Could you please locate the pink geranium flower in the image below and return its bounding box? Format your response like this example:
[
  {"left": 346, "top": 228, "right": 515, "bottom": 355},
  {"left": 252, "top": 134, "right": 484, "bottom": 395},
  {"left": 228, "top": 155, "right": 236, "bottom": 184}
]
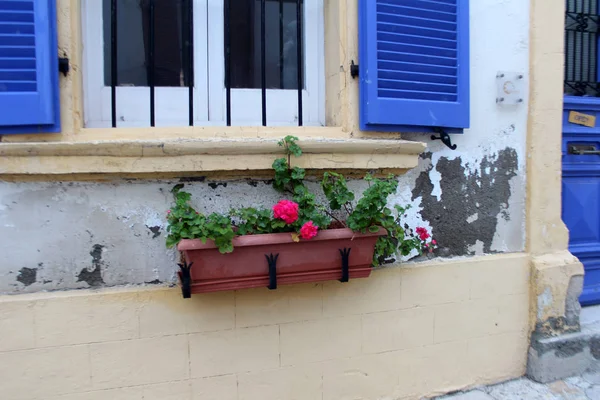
[
  {"left": 415, "top": 227, "right": 430, "bottom": 241},
  {"left": 299, "top": 221, "right": 319, "bottom": 239},
  {"left": 273, "top": 200, "right": 299, "bottom": 224}
]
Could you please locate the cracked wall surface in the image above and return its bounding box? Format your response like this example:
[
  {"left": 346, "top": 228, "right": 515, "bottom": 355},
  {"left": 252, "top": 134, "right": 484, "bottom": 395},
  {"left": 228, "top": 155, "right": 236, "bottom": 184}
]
[{"left": 0, "top": 0, "right": 529, "bottom": 293}]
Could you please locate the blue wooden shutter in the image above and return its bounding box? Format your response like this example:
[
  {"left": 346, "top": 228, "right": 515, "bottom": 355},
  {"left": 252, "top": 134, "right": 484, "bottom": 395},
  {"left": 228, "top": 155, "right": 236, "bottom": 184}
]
[
  {"left": 358, "top": 0, "right": 470, "bottom": 132},
  {"left": 0, "top": 0, "right": 60, "bottom": 133}
]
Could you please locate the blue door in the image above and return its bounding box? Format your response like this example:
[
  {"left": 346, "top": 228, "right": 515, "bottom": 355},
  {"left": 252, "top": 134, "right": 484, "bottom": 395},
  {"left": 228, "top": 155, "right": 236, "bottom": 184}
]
[
  {"left": 563, "top": 99, "right": 600, "bottom": 306},
  {"left": 562, "top": 0, "right": 600, "bottom": 305}
]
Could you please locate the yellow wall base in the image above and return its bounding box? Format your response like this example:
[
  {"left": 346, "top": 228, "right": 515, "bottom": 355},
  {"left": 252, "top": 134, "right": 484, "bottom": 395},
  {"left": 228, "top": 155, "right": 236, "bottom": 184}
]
[{"left": 0, "top": 253, "right": 530, "bottom": 400}]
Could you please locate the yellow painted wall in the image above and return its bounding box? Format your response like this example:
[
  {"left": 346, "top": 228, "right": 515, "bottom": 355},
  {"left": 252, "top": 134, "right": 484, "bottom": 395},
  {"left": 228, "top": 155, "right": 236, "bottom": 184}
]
[
  {"left": 0, "top": 0, "right": 580, "bottom": 398},
  {"left": 0, "top": 254, "right": 529, "bottom": 400}
]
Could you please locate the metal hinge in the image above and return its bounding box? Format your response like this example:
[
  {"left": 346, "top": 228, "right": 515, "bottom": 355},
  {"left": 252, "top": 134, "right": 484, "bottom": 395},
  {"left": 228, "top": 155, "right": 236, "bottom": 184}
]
[
  {"left": 58, "top": 57, "right": 69, "bottom": 77},
  {"left": 350, "top": 60, "right": 359, "bottom": 79}
]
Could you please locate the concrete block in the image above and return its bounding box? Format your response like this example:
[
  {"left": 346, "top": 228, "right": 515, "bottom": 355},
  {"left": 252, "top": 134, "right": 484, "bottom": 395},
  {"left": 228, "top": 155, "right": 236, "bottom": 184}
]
[
  {"left": 192, "top": 375, "right": 237, "bottom": 400},
  {"left": 90, "top": 335, "right": 189, "bottom": 389},
  {"left": 0, "top": 299, "right": 35, "bottom": 351},
  {"left": 142, "top": 381, "right": 192, "bottom": 400},
  {"left": 235, "top": 283, "right": 323, "bottom": 328},
  {"left": 238, "top": 365, "right": 322, "bottom": 400},
  {"left": 469, "top": 332, "right": 528, "bottom": 383},
  {"left": 434, "top": 294, "right": 529, "bottom": 343},
  {"left": 362, "top": 307, "right": 434, "bottom": 354},
  {"left": 468, "top": 254, "right": 529, "bottom": 299},
  {"left": 0, "top": 345, "right": 91, "bottom": 400},
  {"left": 189, "top": 326, "right": 279, "bottom": 377},
  {"left": 280, "top": 315, "right": 361, "bottom": 365},
  {"left": 139, "top": 288, "right": 234, "bottom": 337},
  {"left": 49, "top": 387, "right": 143, "bottom": 400},
  {"left": 35, "top": 291, "right": 139, "bottom": 347},
  {"left": 322, "top": 269, "right": 401, "bottom": 317},
  {"left": 527, "top": 329, "right": 600, "bottom": 383},
  {"left": 400, "top": 264, "right": 471, "bottom": 308}
]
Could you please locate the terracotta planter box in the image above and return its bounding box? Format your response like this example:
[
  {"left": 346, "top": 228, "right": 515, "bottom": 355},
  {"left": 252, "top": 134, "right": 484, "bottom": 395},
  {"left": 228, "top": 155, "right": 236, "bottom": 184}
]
[{"left": 177, "top": 227, "right": 387, "bottom": 295}]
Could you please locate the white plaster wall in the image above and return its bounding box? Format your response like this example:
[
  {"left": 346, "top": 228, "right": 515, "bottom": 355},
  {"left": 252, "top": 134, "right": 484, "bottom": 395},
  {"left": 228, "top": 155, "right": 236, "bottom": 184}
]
[{"left": 0, "top": 0, "right": 529, "bottom": 293}]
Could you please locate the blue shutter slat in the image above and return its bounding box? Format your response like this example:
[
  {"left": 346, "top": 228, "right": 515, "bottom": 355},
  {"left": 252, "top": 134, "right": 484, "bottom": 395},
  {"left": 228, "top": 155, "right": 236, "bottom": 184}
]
[
  {"left": 377, "top": 23, "right": 457, "bottom": 41},
  {"left": 382, "top": 0, "right": 457, "bottom": 13},
  {"left": 0, "top": 57, "right": 35, "bottom": 69},
  {"left": 378, "top": 32, "right": 456, "bottom": 49},
  {"left": 0, "top": 11, "right": 35, "bottom": 23},
  {"left": 379, "top": 41, "right": 457, "bottom": 58},
  {"left": 379, "top": 60, "right": 457, "bottom": 76},
  {"left": 0, "top": 1, "right": 34, "bottom": 12},
  {"left": 0, "top": 45, "right": 35, "bottom": 57},
  {"left": 378, "top": 5, "right": 456, "bottom": 22},
  {"left": 0, "top": 0, "right": 60, "bottom": 133},
  {"left": 379, "top": 70, "right": 457, "bottom": 85},
  {"left": 379, "top": 79, "right": 457, "bottom": 94},
  {"left": 359, "top": 0, "right": 470, "bottom": 132},
  {"left": 0, "top": 34, "right": 35, "bottom": 46},
  {"left": 0, "top": 68, "right": 35, "bottom": 80},
  {"left": 0, "top": 80, "right": 36, "bottom": 91},
  {"left": 0, "top": 23, "right": 35, "bottom": 34},
  {"left": 379, "top": 51, "right": 457, "bottom": 67}
]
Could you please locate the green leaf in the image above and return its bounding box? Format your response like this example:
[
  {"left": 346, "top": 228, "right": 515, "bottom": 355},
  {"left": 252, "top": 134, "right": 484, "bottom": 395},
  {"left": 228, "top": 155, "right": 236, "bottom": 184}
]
[{"left": 369, "top": 225, "right": 380, "bottom": 233}]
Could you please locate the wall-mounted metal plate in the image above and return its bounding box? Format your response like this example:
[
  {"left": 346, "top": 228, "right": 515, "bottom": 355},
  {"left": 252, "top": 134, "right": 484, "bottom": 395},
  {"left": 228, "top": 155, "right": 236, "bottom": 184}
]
[{"left": 496, "top": 71, "right": 525, "bottom": 106}]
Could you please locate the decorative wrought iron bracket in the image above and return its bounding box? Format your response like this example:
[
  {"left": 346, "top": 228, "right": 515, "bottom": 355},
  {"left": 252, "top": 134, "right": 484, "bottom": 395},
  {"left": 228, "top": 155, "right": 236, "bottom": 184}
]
[
  {"left": 339, "top": 248, "right": 351, "bottom": 282},
  {"left": 265, "top": 253, "right": 279, "bottom": 290},
  {"left": 431, "top": 128, "right": 457, "bottom": 150},
  {"left": 178, "top": 261, "right": 193, "bottom": 299},
  {"left": 350, "top": 61, "right": 359, "bottom": 79}
]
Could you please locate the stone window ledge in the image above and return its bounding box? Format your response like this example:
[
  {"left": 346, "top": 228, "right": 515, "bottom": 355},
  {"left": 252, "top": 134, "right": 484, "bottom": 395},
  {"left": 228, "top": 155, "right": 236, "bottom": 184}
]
[{"left": 0, "top": 136, "right": 426, "bottom": 177}]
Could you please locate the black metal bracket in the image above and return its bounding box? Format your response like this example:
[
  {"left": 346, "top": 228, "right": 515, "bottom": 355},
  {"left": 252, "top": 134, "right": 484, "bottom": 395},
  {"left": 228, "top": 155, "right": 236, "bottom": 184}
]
[
  {"left": 350, "top": 61, "right": 359, "bottom": 79},
  {"left": 58, "top": 57, "right": 69, "bottom": 77},
  {"left": 431, "top": 128, "right": 457, "bottom": 150},
  {"left": 266, "top": 253, "right": 279, "bottom": 290},
  {"left": 339, "top": 248, "right": 351, "bottom": 283},
  {"left": 178, "top": 261, "right": 193, "bottom": 299}
]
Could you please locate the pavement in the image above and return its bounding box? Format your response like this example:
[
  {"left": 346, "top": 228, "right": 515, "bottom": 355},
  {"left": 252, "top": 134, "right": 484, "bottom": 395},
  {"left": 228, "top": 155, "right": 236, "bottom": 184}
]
[{"left": 434, "top": 368, "right": 600, "bottom": 399}]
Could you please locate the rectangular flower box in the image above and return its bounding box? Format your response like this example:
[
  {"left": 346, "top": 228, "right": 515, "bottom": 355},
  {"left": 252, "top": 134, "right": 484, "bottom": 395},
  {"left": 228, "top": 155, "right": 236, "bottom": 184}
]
[{"left": 177, "top": 227, "right": 387, "bottom": 295}]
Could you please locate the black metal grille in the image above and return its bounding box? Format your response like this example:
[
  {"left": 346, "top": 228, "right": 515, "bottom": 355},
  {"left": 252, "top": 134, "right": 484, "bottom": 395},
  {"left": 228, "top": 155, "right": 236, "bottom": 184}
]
[
  {"left": 565, "top": 0, "right": 600, "bottom": 96},
  {"left": 108, "top": 0, "right": 304, "bottom": 128}
]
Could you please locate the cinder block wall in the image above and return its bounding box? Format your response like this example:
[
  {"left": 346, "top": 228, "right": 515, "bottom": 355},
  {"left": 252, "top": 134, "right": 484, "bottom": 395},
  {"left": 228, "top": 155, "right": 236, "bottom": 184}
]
[{"left": 0, "top": 253, "right": 530, "bottom": 400}]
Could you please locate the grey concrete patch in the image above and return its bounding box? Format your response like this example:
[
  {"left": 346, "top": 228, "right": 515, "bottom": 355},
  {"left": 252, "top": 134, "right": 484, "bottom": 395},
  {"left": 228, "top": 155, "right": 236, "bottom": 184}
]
[
  {"left": 528, "top": 307, "right": 600, "bottom": 383},
  {"left": 411, "top": 148, "right": 520, "bottom": 256}
]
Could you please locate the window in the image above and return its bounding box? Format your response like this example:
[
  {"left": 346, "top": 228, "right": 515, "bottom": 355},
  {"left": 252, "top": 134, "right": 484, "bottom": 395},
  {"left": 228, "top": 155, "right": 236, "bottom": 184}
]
[
  {"left": 564, "top": 0, "right": 600, "bottom": 96},
  {"left": 82, "top": 0, "right": 324, "bottom": 128}
]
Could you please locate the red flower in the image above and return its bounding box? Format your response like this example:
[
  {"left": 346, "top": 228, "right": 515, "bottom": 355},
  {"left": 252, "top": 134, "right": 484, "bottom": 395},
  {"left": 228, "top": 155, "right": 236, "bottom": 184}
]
[
  {"left": 415, "top": 227, "right": 430, "bottom": 241},
  {"left": 273, "top": 200, "right": 299, "bottom": 224},
  {"left": 299, "top": 221, "right": 319, "bottom": 239},
  {"left": 432, "top": 240, "right": 437, "bottom": 245}
]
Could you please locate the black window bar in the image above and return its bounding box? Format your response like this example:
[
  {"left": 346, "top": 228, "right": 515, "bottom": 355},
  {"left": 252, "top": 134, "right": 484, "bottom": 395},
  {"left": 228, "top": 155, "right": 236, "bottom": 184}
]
[
  {"left": 109, "top": 0, "right": 304, "bottom": 128},
  {"left": 565, "top": 0, "right": 600, "bottom": 96}
]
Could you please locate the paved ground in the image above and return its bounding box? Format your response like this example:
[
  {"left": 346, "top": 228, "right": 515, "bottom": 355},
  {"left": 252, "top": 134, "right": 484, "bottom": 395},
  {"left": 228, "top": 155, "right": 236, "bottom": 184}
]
[{"left": 435, "top": 368, "right": 600, "bottom": 400}]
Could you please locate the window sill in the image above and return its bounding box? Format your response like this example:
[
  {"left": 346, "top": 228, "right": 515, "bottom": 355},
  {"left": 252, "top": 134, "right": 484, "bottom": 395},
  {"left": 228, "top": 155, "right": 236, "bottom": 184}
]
[{"left": 0, "top": 134, "right": 426, "bottom": 177}]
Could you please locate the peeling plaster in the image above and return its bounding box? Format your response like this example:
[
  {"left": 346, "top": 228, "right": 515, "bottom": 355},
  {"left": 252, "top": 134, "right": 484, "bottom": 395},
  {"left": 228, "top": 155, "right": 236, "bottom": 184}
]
[{"left": 411, "top": 148, "right": 521, "bottom": 256}]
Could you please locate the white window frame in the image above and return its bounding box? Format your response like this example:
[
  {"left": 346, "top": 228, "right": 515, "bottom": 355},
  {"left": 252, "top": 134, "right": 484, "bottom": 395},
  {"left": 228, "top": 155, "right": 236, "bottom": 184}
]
[{"left": 82, "top": 0, "right": 324, "bottom": 128}]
